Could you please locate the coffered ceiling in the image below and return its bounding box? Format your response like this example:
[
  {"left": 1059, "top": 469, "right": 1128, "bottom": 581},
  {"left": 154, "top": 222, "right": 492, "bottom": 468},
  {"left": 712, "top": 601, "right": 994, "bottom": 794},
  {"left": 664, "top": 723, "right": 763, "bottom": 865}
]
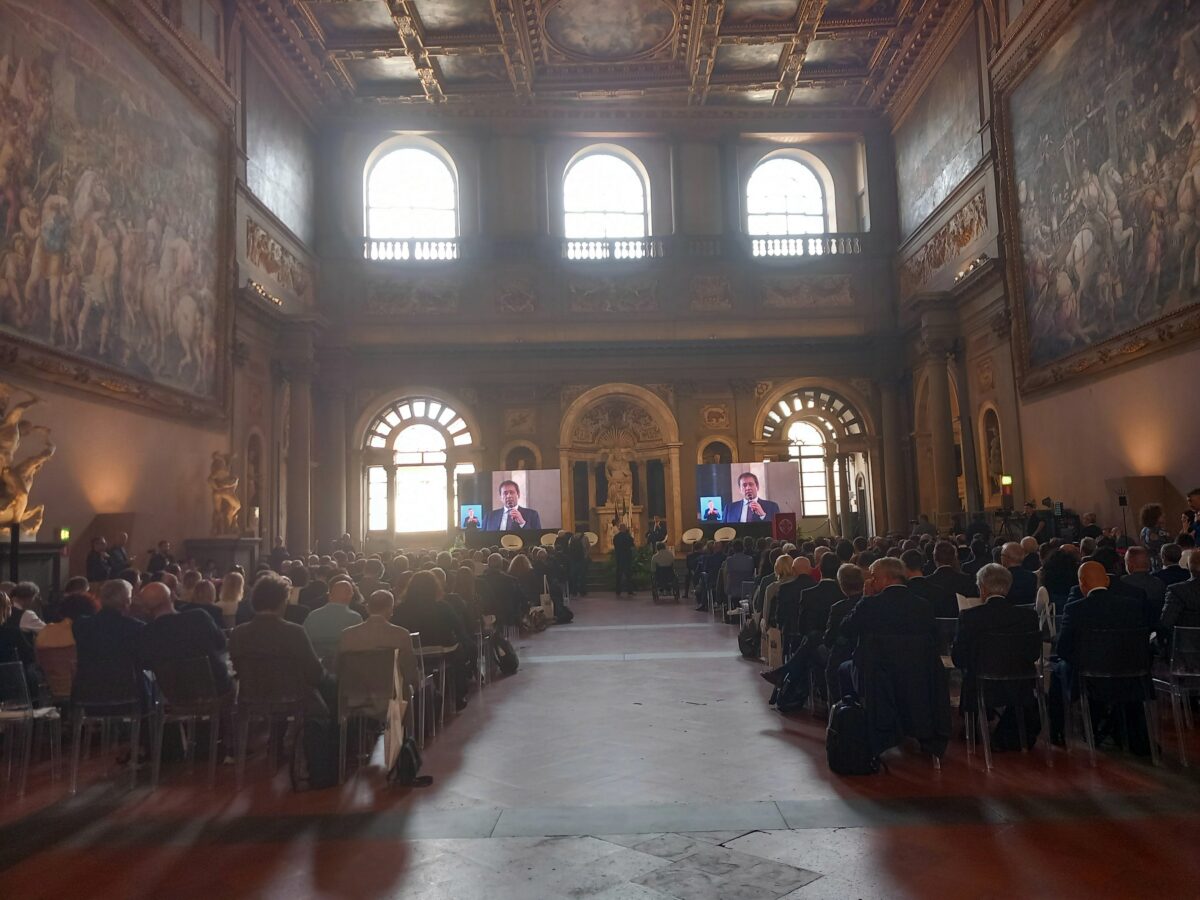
[{"left": 260, "top": 0, "right": 961, "bottom": 112}]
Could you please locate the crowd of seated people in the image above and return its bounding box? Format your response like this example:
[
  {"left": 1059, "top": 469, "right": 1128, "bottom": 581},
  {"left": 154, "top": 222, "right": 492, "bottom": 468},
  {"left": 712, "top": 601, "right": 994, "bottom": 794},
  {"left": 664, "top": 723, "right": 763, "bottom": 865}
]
[
  {"left": 712, "top": 495, "right": 1200, "bottom": 763},
  {"left": 0, "top": 534, "right": 577, "bottom": 788}
]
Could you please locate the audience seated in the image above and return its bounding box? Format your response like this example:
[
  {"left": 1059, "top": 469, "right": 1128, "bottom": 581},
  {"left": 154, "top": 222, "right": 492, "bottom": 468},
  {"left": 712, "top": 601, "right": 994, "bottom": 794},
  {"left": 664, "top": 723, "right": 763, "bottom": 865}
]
[
  {"left": 180, "top": 578, "right": 225, "bottom": 630},
  {"left": 304, "top": 579, "right": 364, "bottom": 664},
  {"left": 1049, "top": 561, "right": 1148, "bottom": 744},
  {"left": 72, "top": 580, "right": 149, "bottom": 708},
  {"left": 1156, "top": 544, "right": 1189, "bottom": 588},
  {"left": 723, "top": 541, "right": 755, "bottom": 605},
  {"left": 7, "top": 582, "right": 46, "bottom": 634},
  {"left": 338, "top": 589, "right": 419, "bottom": 699},
  {"left": 1161, "top": 549, "right": 1200, "bottom": 639},
  {"left": 138, "top": 582, "right": 232, "bottom": 696},
  {"left": 392, "top": 571, "right": 469, "bottom": 711},
  {"left": 478, "top": 553, "right": 523, "bottom": 631},
  {"left": 1001, "top": 542, "right": 1039, "bottom": 605},
  {"left": 902, "top": 549, "right": 957, "bottom": 619},
  {"left": 822, "top": 564, "right": 866, "bottom": 700},
  {"left": 951, "top": 564, "right": 1041, "bottom": 749},
  {"left": 773, "top": 556, "right": 815, "bottom": 646},
  {"left": 217, "top": 572, "right": 244, "bottom": 629},
  {"left": 229, "top": 574, "right": 328, "bottom": 716},
  {"left": 0, "top": 589, "right": 35, "bottom": 670},
  {"left": 1122, "top": 547, "right": 1166, "bottom": 623},
  {"left": 926, "top": 540, "right": 979, "bottom": 602}
]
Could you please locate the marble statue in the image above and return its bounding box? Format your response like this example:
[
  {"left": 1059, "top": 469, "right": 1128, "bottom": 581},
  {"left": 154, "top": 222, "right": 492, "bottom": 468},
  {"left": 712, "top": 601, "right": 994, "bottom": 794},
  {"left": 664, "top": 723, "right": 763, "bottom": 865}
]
[
  {"left": 604, "top": 446, "right": 633, "bottom": 509},
  {"left": 208, "top": 451, "right": 242, "bottom": 535},
  {"left": 0, "top": 383, "right": 54, "bottom": 537}
]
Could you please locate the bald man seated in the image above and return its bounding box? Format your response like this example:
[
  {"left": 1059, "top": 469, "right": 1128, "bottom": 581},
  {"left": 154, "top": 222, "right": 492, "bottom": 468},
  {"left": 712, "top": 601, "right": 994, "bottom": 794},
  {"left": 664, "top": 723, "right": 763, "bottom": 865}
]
[
  {"left": 138, "top": 581, "right": 232, "bottom": 697},
  {"left": 771, "top": 555, "right": 816, "bottom": 637},
  {"left": 1048, "top": 561, "right": 1150, "bottom": 745}
]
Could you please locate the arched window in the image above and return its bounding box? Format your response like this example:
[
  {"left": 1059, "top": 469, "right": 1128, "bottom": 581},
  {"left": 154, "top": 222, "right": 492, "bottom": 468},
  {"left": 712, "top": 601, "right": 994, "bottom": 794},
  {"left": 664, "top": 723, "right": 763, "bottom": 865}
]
[
  {"left": 746, "top": 156, "right": 828, "bottom": 238},
  {"left": 364, "top": 144, "right": 457, "bottom": 258},
  {"left": 564, "top": 151, "right": 648, "bottom": 243},
  {"left": 362, "top": 397, "right": 475, "bottom": 534},
  {"left": 787, "top": 421, "right": 832, "bottom": 517}
]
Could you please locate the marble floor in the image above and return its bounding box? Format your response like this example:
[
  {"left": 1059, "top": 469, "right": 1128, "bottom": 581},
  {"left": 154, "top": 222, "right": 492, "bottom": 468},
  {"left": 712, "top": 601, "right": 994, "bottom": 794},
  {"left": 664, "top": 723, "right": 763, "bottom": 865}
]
[{"left": 2, "top": 593, "right": 1199, "bottom": 899}]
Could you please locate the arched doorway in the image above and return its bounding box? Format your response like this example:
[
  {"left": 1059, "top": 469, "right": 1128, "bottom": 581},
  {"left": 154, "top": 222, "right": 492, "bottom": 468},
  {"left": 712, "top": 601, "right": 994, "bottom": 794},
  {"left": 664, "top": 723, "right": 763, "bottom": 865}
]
[{"left": 560, "top": 385, "right": 680, "bottom": 551}]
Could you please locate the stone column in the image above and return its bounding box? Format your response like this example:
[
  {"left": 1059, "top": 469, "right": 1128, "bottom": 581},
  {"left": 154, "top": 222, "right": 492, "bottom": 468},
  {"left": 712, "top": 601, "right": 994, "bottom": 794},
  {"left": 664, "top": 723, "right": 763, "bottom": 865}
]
[
  {"left": 924, "top": 348, "right": 960, "bottom": 524},
  {"left": 837, "top": 454, "right": 853, "bottom": 538},
  {"left": 667, "top": 444, "right": 683, "bottom": 547},
  {"left": 951, "top": 345, "right": 983, "bottom": 516},
  {"left": 879, "top": 378, "right": 907, "bottom": 533},
  {"left": 824, "top": 454, "right": 839, "bottom": 535},
  {"left": 316, "top": 375, "right": 348, "bottom": 544},
  {"left": 286, "top": 368, "right": 313, "bottom": 554}
]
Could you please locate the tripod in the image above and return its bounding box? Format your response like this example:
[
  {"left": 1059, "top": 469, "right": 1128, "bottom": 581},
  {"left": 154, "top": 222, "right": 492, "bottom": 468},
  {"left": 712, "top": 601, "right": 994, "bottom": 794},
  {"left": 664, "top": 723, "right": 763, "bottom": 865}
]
[{"left": 996, "top": 511, "right": 1021, "bottom": 541}]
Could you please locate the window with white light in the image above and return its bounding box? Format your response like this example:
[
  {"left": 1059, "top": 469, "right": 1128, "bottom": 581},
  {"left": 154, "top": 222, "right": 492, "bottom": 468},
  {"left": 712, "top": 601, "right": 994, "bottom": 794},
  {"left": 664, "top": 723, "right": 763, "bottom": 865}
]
[
  {"left": 564, "top": 152, "right": 649, "bottom": 240},
  {"left": 747, "top": 156, "right": 827, "bottom": 237},
  {"left": 365, "top": 146, "right": 457, "bottom": 239},
  {"left": 787, "top": 421, "right": 831, "bottom": 517},
  {"left": 362, "top": 396, "right": 474, "bottom": 534}
]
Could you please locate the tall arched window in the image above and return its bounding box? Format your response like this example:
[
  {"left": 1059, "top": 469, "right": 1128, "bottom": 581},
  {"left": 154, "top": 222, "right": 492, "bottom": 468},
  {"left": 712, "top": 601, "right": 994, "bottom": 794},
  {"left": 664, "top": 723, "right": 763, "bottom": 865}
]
[
  {"left": 362, "top": 397, "right": 475, "bottom": 534},
  {"left": 364, "top": 143, "right": 458, "bottom": 259},
  {"left": 788, "top": 421, "right": 832, "bottom": 517},
  {"left": 563, "top": 151, "right": 649, "bottom": 257},
  {"left": 747, "top": 156, "right": 828, "bottom": 248}
]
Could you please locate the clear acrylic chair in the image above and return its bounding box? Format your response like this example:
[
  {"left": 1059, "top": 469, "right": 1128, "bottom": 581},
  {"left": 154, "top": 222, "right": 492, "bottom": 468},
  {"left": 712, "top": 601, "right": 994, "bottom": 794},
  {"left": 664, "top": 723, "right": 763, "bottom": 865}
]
[
  {"left": 0, "top": 661, "right": 61, "bottom": 796},
  {"left": 336, "top": 648, "right": 399, "bottom": 783},
  {"left": 149, "top": 656, "right": 226, "bottom": 789},
  {"left": 1152, "top": 625, "right": 1200, "bottom": 766},
  {"left": 69, "top": 667, "right": 145, "bottom": 794},
  {"left": 965, "top": 630, "right": 1052, "bottom": 770},
  {"left": 1075, "top": 628, "right": 1159, "bottom": 767}
]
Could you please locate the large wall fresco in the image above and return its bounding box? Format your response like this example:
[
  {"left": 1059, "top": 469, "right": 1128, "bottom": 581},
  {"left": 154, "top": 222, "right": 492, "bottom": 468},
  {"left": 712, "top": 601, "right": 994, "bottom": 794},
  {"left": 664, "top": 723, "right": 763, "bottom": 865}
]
[
  {"left": 894, "top": 24, "right": 981, "bottom": 240},
  {"left": 0, "top": 0, "right": 222, "bottom": 399},
  {"left": 245, "top": 50, "right": 315, "bottom": 248},
  {"left": 1009, "top": 0, "right": 1200, "bottom": 370}
]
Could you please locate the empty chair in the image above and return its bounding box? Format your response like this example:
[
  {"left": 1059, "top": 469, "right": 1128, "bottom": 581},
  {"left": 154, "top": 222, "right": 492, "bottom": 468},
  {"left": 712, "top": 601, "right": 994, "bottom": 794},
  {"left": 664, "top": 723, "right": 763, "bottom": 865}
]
[
  {"left": 149, "top": 656, "right": 226, "bottom": 788},
  {"left": 336, "top": 648, "right": 400, "bottom": 783},
  {"left": 1074, "top": 628, "right": 1159, "bottom": 767},
  {"left": 414, "top": 637, "right": 460, "bottom": 730},
  {"left": 0, "top": 661, "right": 61, "bottom": 796},
  {"left": 69, "top": 666, "right": 146, "bottom": 794},
  {"left": 1152, "top": 625, "right": 1200, "bottom": 766},
  {"left": 966, "top": 631, "right": 1051, "bottom": 770}
]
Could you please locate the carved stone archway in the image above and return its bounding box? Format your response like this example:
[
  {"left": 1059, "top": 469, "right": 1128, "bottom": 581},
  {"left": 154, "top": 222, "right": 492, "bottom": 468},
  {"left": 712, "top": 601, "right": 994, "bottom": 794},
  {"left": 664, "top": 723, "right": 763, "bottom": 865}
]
[{"left": 559, "top": 384, "right": 681, "bottom": 552}]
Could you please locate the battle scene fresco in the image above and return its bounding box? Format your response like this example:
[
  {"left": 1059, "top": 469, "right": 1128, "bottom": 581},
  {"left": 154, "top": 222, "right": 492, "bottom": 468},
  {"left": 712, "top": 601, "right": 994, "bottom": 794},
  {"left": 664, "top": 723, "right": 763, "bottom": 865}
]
[
  {"left": 0, "top": 0, "right": 223, "bottom": 399},
  {"left": 1010, "top": 0, "right": 1200, "bottom": 369}
]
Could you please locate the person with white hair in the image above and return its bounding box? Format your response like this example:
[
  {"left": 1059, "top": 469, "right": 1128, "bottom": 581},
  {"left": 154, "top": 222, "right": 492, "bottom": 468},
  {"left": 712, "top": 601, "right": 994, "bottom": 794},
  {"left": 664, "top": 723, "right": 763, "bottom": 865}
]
[
  {"left": 1001, "top": 542, "right": 1039, "bottom": 604},
  {"left": 951, "top": 564, "right": 1041, "bottom": 749}
]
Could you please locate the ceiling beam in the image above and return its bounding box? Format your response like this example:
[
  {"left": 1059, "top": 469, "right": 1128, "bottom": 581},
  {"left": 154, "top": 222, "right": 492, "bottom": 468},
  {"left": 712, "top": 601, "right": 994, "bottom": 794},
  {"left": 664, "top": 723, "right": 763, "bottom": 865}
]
[
  {"left": 687, "top": 0, "right": 725, "bottom": 105},
  {"left": 772, "top": 0, "right": 828, "bottom": 107},
  {"left": 382, "top": 0, "right": 445, "bottom": 102},
  {"left": 490, "top": 0, "right": 534, "bottom": 99}
]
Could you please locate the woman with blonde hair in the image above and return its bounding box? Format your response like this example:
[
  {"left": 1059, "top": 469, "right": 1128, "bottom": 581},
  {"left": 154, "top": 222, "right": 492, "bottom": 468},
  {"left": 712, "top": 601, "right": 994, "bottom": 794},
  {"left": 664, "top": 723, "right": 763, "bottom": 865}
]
[
  {"left": 761, "top": 554, "right": 794, "bottom": 634},
  {"left": 507, "top": 553, "right": 539, "bottom": 618},
  {"left": 217, "top": 571, "right": 244, "bottom": 629}
]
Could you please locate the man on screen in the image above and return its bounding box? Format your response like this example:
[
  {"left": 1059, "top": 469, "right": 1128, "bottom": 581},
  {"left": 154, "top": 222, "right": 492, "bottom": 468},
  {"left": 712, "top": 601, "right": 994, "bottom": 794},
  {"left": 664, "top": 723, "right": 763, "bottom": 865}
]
[
  {"left": 703, "top": 500, "right": 721, "bottom": 522},
  {"left": 462, "top": 508, "right": 480, "bottom": 529},
  {"left": 484, "top": 480, "right": 542, "bottom": 531},
  {"left": 723, "top": 472, "right": 780, "bottom": 523}
]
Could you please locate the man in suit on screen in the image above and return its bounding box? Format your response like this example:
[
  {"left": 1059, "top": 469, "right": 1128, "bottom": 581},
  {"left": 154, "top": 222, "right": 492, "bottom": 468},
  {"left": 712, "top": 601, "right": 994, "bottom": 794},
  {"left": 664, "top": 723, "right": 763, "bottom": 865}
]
[
  {"left": 723, "top": 472, "right": 780, "bottom": 523},
  {"left": 483, "top": 479, "right": 542, "bottom": 531}
]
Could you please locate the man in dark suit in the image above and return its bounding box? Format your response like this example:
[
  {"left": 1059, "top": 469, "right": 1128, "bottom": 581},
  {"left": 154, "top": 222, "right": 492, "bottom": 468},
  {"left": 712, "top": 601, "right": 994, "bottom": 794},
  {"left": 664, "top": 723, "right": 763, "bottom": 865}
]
[
  {"left": 1063, "top": 547, "right": 1153, "bottom": 628},
  {"left": 838, "top": 556, "right": 935, "bottom": 695},
  {"left": 723, "top": 472, "right": 780, "bottom": 523},
  {"left": 73, "top": 579, "right": 149, "bottom": 708},
  {"left": 477, "top": 553, "right": 525, "bottom": 629},
  {"left": 1161, "top": 551, "right": 1200, "bottom": 638},
  {"left": 138, "top": 582, "right": 232, "bottom": 696},
  {"left": 1001, "top": 542, "right": 1039, "bottom": 605},
  {"left": 772, "top": 556, "right": 815, "bottom": 644},
  {"left": 927, "top": 540, "right": 980, "bottom": 601},
  {"left": 229, "top": 574, "right": 329, "bottom": 716},
  {"left": 1155, "top": 544, "right": 1189, "bottom": 589},
  {"left": 1122, "top": 547, "right": 1166, "bottom": 621},
  {"left": 822, "top": 564, "right": 865, "bottom": 699},
  {"left": 798, "top": 553, "right": 844, "bottom": 636},
  {"left": 1049, "top": 562, "right": 1149, "bottom": 742},
  {"left": 86, "top": 537, "right": 111, "bottom": 583},
  {"left": 613, "top": 524, "right": 636, "bottom": 595},
  {"left": 483, "top": 480, "right": 542, "bottom": 531},
  {"left": 902, "top": 548, "right": 958, "bottom": 619},
  {"left": 951, "top": 564, "right": 1039, "bottom": 735}
]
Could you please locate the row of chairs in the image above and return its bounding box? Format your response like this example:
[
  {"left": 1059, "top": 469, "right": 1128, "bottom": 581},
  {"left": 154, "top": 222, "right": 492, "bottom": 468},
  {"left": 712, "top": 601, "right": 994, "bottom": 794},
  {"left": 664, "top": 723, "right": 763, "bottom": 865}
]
[{"left": 0, "top": 627, "right": 502, "bottom": 796}]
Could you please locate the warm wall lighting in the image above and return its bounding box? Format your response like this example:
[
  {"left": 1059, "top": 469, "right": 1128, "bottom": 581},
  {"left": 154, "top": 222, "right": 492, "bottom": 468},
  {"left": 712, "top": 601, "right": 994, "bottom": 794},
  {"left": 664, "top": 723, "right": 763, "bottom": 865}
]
[{"left": 59, "top": 527, "right": 71, "bottom": 542}]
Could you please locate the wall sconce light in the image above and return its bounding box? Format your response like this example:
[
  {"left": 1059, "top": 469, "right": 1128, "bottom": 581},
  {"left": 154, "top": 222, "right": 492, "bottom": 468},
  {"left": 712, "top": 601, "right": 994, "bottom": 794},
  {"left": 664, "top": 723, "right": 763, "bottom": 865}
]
[
  {"left": 1000, "top": 474, "right": 1013, "bottom": 486},
  {"left": 58, "top": 527, "right": 71, "bottom": 542}
]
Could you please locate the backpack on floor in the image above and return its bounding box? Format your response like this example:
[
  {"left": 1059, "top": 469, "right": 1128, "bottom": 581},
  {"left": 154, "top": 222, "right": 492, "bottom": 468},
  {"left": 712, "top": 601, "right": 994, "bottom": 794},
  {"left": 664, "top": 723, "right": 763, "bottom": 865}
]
[
  {"left": 291, "top": 718, "right": 339, "bottom": 791},
  {"left": 826, "top": 694, "right": 879, "bottom": 776},
  {"left": 738, "top": 618, "right": 761, "bottom": 658},
  {"left": 388, "top": 736, "right": 432, "bottom": 787},
  {"left": 555, "top": 604, "right": 575, "bottom": 624},
  {"left": 493, "top": 634, "right": 520, "bottom": 675},
  {"left": 771, "top": 671, "right": 809, "bottom": 714}
]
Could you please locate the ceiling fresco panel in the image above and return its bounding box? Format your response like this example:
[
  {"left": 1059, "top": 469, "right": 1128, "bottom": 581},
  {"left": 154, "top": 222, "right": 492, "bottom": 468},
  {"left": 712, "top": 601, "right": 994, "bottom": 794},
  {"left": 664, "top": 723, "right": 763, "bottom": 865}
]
[
  {"left": 410, "top": 0, "right": 498, "bottom": 33},
  {"left": 542, "top": 0, "right": 677, "bottom": 61},
  {"left": 714, "top": 42, "right": 786, "bottom": 73},
  {"left": 306, "top": 1, "right": 397, "bottom": 37},
  {"left": 723, "top": 0, "right": 801, "bottom": 26},
  {"left": 804, "top": 36, "right": 877, "bottom": 69}
]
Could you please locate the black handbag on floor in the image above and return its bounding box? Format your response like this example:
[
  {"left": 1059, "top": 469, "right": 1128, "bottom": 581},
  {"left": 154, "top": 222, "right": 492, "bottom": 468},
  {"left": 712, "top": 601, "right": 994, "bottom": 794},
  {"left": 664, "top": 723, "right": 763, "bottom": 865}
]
[{"left": 826, "top": 694, "right": 879, "bottom": 776}]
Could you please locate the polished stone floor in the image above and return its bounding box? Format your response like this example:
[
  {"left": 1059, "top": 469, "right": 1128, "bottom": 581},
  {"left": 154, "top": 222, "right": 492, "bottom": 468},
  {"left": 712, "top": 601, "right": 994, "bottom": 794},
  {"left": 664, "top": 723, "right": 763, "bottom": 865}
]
[{"left": 2, "top": 593, "right": 1199, "bottom": 899}]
